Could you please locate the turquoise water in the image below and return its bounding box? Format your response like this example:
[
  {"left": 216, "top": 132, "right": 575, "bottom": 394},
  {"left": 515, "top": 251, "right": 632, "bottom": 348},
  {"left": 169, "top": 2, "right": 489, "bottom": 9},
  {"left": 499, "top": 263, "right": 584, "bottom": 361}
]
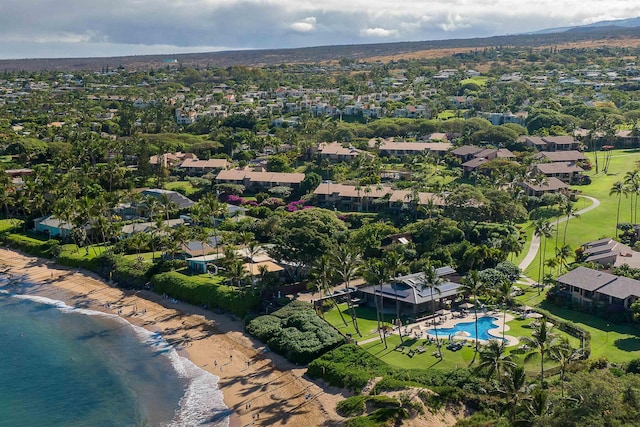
[
  {"left": 427, "top": 316, "right": 503, "bottom": 341},
  {"left": 0, "top": 286, "right": 228, "bottom": 427}
]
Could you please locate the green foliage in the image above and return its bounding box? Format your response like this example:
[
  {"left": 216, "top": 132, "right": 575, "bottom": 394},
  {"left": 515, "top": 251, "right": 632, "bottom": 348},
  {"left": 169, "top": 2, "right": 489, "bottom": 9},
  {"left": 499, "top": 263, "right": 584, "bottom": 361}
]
[
  {"left": 2, "top": 233, "right": 58, "bottom": 258},
  {"left": 151, "top": 271, "right": 259, "bottom": 316},
  {"left": 246, "top": 301, "right": 343, "bottom": 364},
  {"left": 55, "top": 245, "right": 103, "bottom": 271}
]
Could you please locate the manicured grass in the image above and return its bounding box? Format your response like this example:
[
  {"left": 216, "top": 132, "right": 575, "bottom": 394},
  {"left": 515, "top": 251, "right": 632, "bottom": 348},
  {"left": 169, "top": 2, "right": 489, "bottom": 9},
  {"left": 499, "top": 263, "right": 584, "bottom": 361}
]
[
  {"left": 323, "top": 304, "right": 390, "bottom": 343},
  {"left": 460, "top": 76, "right": 489, "bottom": 87},
  {"left": 0, "top": 219, "right": 22, "bottom": 232},
  {"left": 164, "top": 181, "right": 197, "bottom": 196},
  {"left": 540, "top": 301, "right": 640, "bottom": 363},
  {"left": 123, "top": 251, "right": 157, "bottom": 263}
]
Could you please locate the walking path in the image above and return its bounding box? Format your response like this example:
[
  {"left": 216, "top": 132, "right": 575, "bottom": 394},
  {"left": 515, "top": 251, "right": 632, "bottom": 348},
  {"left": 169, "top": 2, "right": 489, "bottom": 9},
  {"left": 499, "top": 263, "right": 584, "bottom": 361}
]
[{"left": 518, "top": 194, "right": 601, "bottom": 277}]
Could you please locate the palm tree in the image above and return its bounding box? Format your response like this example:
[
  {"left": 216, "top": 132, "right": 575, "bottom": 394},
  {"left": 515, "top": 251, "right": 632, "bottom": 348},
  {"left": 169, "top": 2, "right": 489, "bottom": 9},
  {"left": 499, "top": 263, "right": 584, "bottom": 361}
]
[
  {"left": 477, "top": 339, "right": 515, "bottom": 380},
  {"left": 533, "top": 219, "right": 554, "bottom": 295},
  {"left": 549, "top": 337, "right": 583, "bottom": 398},
  {"left": 311, "top": 255, "right": 347, "bottom": 326},
  {"left": 382, "top": 249, "right": 406, "bottom": 342},
  {"left": 519, "top": 318, "right": 557, "bottom": 386},
  {"left": 363, "top": 258, "right": 390, "bottom": 348},
  {"left": 332, "top": 243, "right": 363, "bottom": 336},
  {"left": 555, "top": 244, "right": 573, "bottom": 274},
  {"left": 500, "top": 364, "right": 529, "bottom": 425},
  {"left": 561, "top": 201, "right": 580, "bottom": 247},
  {"left": 610, "top": 181, "right": 626, "bottom": 238},
  {"left": 624, "top": 170, "right": 639, "bottom": 223},
  {"left": 228, "top": 259, "right": 248, "bottom": 293},
  {"left": 461, "top": 270, "right": 485, "bottom": 361},
  {"left": 158, "top": 193, "right": 178, "bottom": 221},
  {"left": 497, "top": 278, "right": 513, "bottom": 339},
  {"left": 419, "top": 262, "right": 444, "bottom": 358}
]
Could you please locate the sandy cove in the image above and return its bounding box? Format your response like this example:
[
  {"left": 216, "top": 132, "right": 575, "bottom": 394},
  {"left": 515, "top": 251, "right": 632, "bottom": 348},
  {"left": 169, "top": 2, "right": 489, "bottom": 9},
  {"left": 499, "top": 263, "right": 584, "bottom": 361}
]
[{"left": 0, "top": 248, "right": 347, "bottom": 427}]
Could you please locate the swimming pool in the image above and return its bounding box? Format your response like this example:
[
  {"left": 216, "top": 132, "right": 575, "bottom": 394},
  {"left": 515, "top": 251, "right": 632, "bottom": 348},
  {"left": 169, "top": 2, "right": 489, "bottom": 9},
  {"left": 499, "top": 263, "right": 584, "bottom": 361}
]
[{"left": 426, "top": 316, "right": 503, "bottom": 341}]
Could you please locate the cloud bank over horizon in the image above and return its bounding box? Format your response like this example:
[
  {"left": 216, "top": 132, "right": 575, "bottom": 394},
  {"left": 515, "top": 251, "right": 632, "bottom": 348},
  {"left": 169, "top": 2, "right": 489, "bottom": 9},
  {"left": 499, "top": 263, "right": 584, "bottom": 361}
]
[{"left": 0, "top": 0, "right": 636, "bottom": 59}]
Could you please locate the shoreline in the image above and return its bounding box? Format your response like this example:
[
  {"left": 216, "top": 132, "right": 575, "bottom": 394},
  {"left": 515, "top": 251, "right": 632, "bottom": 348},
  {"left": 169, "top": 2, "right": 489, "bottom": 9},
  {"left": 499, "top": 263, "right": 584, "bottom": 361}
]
[{"left": 0, "top": 248, "right": 346, "bottom": 427}]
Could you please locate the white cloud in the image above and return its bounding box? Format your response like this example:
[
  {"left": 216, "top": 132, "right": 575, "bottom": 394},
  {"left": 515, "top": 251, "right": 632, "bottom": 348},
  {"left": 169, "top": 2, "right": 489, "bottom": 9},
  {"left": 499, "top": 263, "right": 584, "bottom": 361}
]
[
  {"left": 361, "top": 27, "right": 399, "bottom": 37},
  {"left": 291, "top": 16, "right": 317, "bottom": 32},
  {"left": 0, "top": 0, "right": 636, "bottom": 58}
]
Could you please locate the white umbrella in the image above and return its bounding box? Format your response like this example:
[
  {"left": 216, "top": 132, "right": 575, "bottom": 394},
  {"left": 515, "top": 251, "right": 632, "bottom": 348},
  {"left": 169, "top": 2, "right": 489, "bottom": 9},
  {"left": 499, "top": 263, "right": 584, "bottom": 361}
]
[
  {"left": 454, "top": 330, "right": 470, "bottom": 337},
  {"left": 459, "top": 302, "right": 474, "bottom": 310},
  {"left": 436, "top": 309, "right": 450, "bottom": 315},
  {"left": 528, "top": 312, "right": 543, "bottom": 319}
]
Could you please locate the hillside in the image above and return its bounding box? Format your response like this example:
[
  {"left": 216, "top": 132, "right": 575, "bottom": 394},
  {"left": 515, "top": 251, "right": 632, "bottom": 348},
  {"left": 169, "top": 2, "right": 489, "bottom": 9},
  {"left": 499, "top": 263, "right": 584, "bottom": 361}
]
[{"left": 1, "top": 26, "right": 640, "bottom": 72}]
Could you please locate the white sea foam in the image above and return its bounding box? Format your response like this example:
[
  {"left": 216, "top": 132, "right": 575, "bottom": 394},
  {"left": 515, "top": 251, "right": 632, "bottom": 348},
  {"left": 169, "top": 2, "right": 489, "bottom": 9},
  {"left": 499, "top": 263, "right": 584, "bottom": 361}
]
[{"left": 9, "top": 292, "right": 230, "bottom": 427}]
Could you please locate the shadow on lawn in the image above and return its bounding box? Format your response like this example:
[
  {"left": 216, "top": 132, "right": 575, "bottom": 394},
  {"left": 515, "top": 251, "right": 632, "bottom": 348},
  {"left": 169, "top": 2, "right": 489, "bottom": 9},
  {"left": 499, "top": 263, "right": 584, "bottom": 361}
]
[{"left": 614, "top": 337, "right": 640, "bottom": 352}]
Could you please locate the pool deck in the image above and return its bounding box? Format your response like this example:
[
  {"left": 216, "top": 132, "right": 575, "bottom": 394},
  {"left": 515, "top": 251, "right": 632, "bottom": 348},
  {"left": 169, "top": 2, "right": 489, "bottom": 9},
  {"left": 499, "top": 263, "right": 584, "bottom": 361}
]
[{"left": 397, "top": 310, "right": 520, "bottom": 347}]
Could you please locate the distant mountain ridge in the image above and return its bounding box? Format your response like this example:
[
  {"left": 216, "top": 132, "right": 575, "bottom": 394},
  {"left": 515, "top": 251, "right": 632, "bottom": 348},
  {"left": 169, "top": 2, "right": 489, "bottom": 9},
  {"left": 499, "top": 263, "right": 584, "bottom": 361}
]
[
  {"left": 527, "top": 16, "right": 640, "bottom": 35},
  {"left": 0, "top": 25, "right": 639, "bottom": 72}
]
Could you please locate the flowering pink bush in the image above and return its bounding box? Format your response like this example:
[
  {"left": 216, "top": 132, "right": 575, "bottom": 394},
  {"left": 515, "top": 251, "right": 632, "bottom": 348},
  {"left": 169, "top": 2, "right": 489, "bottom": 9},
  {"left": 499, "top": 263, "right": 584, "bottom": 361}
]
[
  {"left": 226, "top": 194, "right": 247, "bottom": 206},
  {"left": 285, "top": 200, "right": 306, "bottom": 212}
]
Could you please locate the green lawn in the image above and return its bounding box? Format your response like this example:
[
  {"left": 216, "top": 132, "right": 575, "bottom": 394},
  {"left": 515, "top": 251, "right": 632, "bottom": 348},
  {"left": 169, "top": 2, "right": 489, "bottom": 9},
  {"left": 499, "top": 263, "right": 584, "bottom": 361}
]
[
  {"left": 540, "top": 301, "right": 640, "bottom": 363},
  {"left": 164, "top": 181, "right": 197, "bottom": 196},
  {"left": 358, "top": 315, "right": 576, "bottom": 373},
  {"left": 323, "top": 304, "right": 391, "bottom": 343},
  {"left": 0, "top": 219, "right": 22, "bottom": 232}
]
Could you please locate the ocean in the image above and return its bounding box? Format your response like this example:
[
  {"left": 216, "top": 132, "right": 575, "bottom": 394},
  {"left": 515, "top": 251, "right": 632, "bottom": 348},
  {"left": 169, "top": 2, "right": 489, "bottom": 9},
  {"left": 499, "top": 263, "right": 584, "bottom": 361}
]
[{"left": 0, "top": 280, "right": 229, "bottom": 427}]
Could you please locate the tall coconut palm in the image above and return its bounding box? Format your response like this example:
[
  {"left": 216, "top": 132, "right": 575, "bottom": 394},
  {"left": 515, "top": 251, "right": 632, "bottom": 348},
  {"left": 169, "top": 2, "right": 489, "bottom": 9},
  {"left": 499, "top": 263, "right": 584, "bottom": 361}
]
[
  {"left": 158, "top": 193, "right": 178, "bottom": 221},
  {"left": 561, "top": 201, "right": 580, "bottom": 247},
  {"left": 311, "top": 254, "right": 346, "bottom": 324},
  {"left": 500, "top": 364, "right": 529, "bottom": 425},
  {"left": 419, "top": 262, "right": 444, "bottom": 358},
  {"left": 461, "top": 270, "right": 485, "bottom": 362},
  {"left": 497, "top": 278, "right": 513, "bottom": 339},
  {"left": 609, "top": 181, "right": 626, "bottom": 238},
  {"left": 624, "top": 170, "right": 640, "bottom": 223},
  {"left": 519, "top": 318, "right": 557, "bottom": 386},
  {"left": 382, "top": 249, "right": 406, "bottom": 342},
  {"left": 533, "top": 219, "right": 554, "bottom": 295},
  {"left": 549, "top": 337, "right": 583, "bottom": 398},
  {"left": 363, "top": 258, "right": 390, "bottom": 348},
  {"left": 477, "top": 339, "right": 515, "bottom": 380},
  {"left": 331, "top": 244, "right": 362, "bottom": 336}
]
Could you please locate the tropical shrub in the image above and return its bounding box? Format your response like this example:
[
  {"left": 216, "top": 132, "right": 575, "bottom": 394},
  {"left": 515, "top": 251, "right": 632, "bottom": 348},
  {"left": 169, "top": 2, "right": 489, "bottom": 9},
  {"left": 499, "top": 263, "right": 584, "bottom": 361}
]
[{"left": 246, "top": 301, "right": 343, "bottom": 364}]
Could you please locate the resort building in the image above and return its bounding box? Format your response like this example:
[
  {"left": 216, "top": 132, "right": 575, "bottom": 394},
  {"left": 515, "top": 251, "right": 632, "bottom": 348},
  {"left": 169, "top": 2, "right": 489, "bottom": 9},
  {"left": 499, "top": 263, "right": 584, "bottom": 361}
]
[
  {"left": 215, "top": 169, "right": 305, "bottom": 191},
  {"left": 555, "top": 266, "right": 640, "bottom": 310},
  {"left": 520, "top": 176, "right": 569, "bottom": 197},
  {"left": 141, "top": 188, "right": 195, "bottom": 210},
  {"left": 368, "top": 138, "right": 452, "bottom": 157},
  {"left": 357, "top": 267, "right": 463, "bottom": 315},
  {"left": 579, "top": 238, "right": 640, "bottom": 268},
  {"left": 316, "top": 142, "right": 370, "bottom": 162}
]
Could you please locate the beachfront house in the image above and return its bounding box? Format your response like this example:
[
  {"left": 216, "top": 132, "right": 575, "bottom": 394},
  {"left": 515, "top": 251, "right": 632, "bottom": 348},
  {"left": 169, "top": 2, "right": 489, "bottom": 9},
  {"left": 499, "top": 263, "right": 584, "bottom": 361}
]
[{"left": 357, "top": 267, "right": 463, "bottom": 315}]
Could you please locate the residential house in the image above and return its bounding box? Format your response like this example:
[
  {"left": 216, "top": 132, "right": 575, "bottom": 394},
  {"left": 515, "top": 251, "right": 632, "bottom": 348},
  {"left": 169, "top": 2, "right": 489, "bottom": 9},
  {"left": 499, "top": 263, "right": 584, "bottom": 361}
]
[
  {"left": 141, "top": 189, "right": 195, "bottom": 210},
  {"left": 556, "top": 266, "right": 640, "bottom": 310},
  {"left": 533, "top": 162, "right": 584, "bottom": 183},
  {"left": 580, "top": 238, "right": 640, "bottom": 268},
  {"left": 524, "top": 136, "right": 581, "bottom": 151},
  {"left": 535, "top": 150, "right": 587, "bottom": 164},
  {"left": 215, "top": 169, "right": 305, "bottom": 191},
  {"left": 178, "top": 158, "right": 229, "bottom": 175},
  {"left": 520, "top": 177, "right": 569, "bottom": 197},
  {"left": 34, "top": 215, "right": 77, "bottom": 238},
  {"left": 120, "top": 218, "right": 185, "bottom": 237},
  {"left": 369, "top": 138, "right": 452, "bottom": 157},
  {"left": 357, "top": 267, "right": 463, "bottom": 315},
  {"left": 316, "top": 142, "right": 370, "bottom": 162},
  {"left": 313, "top": 183, "right": 442, "bottom": 212},
  {"left": 461, "top": 148, "right": 516, "bottom": 173}
]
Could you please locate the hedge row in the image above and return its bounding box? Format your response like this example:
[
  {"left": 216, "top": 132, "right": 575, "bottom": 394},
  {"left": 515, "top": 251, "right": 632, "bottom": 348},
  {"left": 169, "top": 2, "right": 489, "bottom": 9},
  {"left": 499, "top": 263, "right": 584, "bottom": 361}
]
[
  {"left": 151, "top": 271, "right": 259, "bottom": 316},
  {"left": 2, "top": 233, "right": 59, "bottom": 258},
  {"left": 535, "top": 307, "right": 592, "bottom": 358},
  {"left": 246, "top": 301, "right": 344, "bottom": 365}
]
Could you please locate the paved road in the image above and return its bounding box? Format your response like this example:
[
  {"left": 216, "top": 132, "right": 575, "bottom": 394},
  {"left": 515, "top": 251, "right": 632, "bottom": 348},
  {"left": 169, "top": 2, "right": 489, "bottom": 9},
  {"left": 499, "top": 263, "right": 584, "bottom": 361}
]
[{"left": 518, "top": 195, "right": 601, "bottom": 277}]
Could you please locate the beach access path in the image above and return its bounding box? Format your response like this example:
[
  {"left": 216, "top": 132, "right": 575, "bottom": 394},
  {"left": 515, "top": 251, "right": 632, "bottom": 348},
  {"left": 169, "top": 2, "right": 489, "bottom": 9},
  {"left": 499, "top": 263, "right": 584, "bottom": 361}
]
[{"left": 0, "top": 248, "right": 347, "bottom": 427}]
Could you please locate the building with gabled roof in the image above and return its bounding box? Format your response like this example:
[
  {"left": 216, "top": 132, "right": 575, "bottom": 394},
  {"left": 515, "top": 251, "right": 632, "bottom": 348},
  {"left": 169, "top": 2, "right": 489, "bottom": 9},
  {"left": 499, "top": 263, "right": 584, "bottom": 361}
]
[
  {"left": 556, "top": 266, "right": 640, "bottom": 310},
  {"left": 358, "top": 267, "right": 462, "bottom": 315}
]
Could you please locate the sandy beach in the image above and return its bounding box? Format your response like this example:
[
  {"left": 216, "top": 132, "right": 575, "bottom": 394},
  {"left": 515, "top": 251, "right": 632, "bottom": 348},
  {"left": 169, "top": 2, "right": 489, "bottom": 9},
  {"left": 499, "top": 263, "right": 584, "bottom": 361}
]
[{"left": 0, "top": 248, "right": 347, "bottom": 427}]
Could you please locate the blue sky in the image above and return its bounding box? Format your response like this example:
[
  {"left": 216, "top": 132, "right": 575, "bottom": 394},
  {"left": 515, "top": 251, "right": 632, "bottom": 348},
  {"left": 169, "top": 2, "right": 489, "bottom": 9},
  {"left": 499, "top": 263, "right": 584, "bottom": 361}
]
[{"left": 0, "top": 0, "right": 636, "bottom": 59}]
